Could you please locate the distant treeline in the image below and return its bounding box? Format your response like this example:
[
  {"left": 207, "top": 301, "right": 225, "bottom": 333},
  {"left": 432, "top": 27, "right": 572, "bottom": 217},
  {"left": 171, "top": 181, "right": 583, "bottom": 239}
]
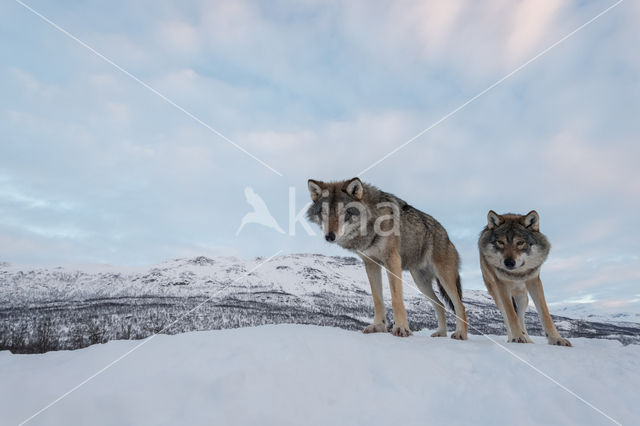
[{"left": 1, "top": 292, "right": 639, "bottom": 354}]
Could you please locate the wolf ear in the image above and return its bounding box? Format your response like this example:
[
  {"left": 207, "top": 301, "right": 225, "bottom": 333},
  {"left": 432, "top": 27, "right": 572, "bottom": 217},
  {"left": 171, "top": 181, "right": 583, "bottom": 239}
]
[
  {"left": 345, "top": 177, "right": 364, "bottom": 200},
  {"left": 487, "top": 210, "right": 503, "bottom": 229},
  {"left": 307, "top": 179, "right": 324, "bottom": 202},
  {"left": 523, "top": 210, "right": 539, "bottom": 231}
]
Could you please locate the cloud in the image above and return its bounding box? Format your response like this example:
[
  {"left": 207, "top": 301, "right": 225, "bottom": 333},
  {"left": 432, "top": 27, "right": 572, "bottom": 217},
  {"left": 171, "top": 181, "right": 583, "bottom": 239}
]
[
  {"left": 0, "top": 184, "right": 74, "bottom": 211},
  {"left": 89, "top": 73, "right": 122, "bottom": 91},
  {"left": 543, "top": 131, "right": 640, "bottom": 199},
  {"left": 6, "top": 220, "right": 91, "bottom": 240},
  {"left": 505, "top": 0, "right": 564, "bottom": 64},
  {"left": 0, "top": 0, "right": 638, "bottom": 308},
  {"left": 105, "top": 101, "right": 131, "bottom": 123},
  {"left": 201, "top": 0, "right": 265, "bottom": 47},
  {"left": 158, "top": 20, "right": 200, "bottom": 53},
  {"left": 9, "top": 67, "right": 61, "bottom": 98}
]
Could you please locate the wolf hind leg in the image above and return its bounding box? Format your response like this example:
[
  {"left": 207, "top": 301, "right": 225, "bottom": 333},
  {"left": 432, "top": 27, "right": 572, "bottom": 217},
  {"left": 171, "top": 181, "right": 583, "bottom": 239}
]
[
  {"left": 410, "top": 268, "right": 447, "bottom": 337},
  {"left": 433, "top": 256, "right": 468, "bottom": 340}
]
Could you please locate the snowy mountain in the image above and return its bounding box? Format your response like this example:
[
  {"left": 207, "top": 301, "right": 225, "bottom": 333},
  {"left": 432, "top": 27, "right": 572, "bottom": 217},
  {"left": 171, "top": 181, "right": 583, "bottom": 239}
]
[
  {"left": 4, "top": 325, "right": 640, "bottom": 426},
  {"left": 549, "top": 301, "right": 640, "bottom": 325},
  {"left": 1, "top": 254, "right": 639, "bottom": 353}
]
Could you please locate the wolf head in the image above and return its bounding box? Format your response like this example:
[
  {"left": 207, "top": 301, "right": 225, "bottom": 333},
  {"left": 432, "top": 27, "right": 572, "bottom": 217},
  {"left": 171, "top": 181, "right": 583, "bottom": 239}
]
[
  {"left": 479, "top": 210, "right": 550, "bottom": 277},
  {"left": 306, "top": 177, "right": 370, "bottom": 245}
]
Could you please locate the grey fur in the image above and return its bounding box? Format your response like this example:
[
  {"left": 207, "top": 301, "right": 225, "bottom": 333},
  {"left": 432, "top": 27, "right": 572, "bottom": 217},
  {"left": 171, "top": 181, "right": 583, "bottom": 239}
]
[
  {"left": 478, "top": 216, "right": 551, "bottom": 282},
  {"left": 307, "top": 181, "right": 458, "bottom": 268},
  {"left": 307, "top": 179, "right": 462, "bottom": 310},
  {"left": 478, "top": 211, "right": 571, "bottom": 346}
]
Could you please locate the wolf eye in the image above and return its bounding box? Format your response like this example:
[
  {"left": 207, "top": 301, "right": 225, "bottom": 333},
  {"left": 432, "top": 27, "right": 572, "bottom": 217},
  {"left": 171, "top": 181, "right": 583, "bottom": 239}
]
[
  {"left": 346, "top": 207, "right": 360, "bottom": 216},
  {"left": 516, "top": 240, "right": 525, "bottom": 248},
  {"left": 495, "top": 240, "right": 505, "bottom": 248}
]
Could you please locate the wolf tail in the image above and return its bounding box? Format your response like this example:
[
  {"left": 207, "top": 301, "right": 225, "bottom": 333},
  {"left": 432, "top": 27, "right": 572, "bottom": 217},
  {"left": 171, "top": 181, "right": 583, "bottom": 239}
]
[{"left": 436, "top": 275, "right": 462, "bottom": 311}]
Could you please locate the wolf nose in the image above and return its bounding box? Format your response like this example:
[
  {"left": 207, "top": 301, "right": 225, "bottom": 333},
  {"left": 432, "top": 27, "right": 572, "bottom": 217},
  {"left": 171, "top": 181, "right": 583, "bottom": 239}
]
[
  {"left": 325, "top": 232, "right": 336, "bottom": 242},
  {"left": 504, "top": 258, "right": 516, "bottom": 269}
]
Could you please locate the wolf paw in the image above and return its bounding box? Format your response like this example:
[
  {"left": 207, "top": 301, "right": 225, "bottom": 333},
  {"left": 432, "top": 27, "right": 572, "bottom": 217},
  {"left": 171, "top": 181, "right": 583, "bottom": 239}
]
[
  {"left": 548, "top": 336, "right": 572, "bottom": 347},
  {"left": 431, "top": 330, "right": 447, "bottom": 337},
  {"left": 363, "top": 323, "right": 387, "bottom": 334},
  {"left": 509, "top": 334, "right": 533, "bottom": 344},
  {"left": 450, "top": 330, "right": 468, "bottom": 340},
  {"left": 391, "top": 324, "right": 412, "bottom": 337}
]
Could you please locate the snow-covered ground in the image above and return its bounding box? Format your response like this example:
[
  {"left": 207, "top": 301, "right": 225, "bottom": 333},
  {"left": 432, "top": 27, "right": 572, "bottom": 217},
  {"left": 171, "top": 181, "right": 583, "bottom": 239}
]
[{"left": 3, "top": 324, "right": 638, "bottom": 426}]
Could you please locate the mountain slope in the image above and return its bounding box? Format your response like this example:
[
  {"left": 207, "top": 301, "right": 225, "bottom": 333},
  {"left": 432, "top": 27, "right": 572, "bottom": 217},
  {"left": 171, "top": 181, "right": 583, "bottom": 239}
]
[{"left": 1, "top": 254, "right": 639, "bottom": 353}]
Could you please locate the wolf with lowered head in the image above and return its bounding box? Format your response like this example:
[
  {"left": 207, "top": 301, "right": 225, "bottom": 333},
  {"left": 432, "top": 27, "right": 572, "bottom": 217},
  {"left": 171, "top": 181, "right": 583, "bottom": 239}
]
[
  {"left": 478, "top": 210, "right": 571, "bottom": 346},
  {"left": 307, "top": 177, "right": 468, "bottom": 339}
]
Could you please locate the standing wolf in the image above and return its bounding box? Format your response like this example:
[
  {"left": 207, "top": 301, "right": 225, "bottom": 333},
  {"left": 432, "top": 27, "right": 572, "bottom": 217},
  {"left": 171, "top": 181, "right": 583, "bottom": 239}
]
[
  {"left": 478, "top": 210, "right": 571, "bottom": 346},
  {"left": 307, "top": 177, "right": 468, "bottom": 339}
]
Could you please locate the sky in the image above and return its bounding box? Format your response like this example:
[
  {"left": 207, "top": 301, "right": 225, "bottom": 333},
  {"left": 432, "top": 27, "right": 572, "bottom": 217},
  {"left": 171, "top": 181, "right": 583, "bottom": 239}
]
[{"left": 1, "top": 0, "right": 639, "bottom": 310}]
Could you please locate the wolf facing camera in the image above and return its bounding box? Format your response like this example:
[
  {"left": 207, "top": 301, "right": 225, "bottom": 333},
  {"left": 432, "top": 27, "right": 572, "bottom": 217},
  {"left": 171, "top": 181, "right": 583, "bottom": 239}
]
[{"left": 478, "top": 210, "right": 571, "bottom": 346}]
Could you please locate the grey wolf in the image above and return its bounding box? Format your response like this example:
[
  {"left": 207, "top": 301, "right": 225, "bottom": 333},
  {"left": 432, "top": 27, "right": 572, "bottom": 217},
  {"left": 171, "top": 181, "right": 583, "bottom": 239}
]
[
  {"left": 478, "top": 210, "right": 571, "bottom": 346},
  {"left": 306, "top": 177, "right": 468, "bottom": 339}
]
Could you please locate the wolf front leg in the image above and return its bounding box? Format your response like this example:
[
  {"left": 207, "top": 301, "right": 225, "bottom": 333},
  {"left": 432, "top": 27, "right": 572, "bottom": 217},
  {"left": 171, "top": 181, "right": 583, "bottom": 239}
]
[
  {"left": 511, "top": 286, "right": 530, "bottom": 338},
  {"left": 526, "top": 276, "right": 571, "bottom": 347},
  {"left": 410, "top": 269, "right": 447, "bottom": 337},
  {"left": 495, "top": 281, "right": 533, "bottom": 343},
  {"left": 362, "top": 257, "right": 387, "bottom": 333},
  {"left": 385, "top": 250, "right": 411, "bottom": 337}
]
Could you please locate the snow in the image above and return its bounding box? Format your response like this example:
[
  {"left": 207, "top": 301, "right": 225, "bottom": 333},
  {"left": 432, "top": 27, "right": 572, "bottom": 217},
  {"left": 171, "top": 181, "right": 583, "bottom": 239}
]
[
  {"left": 550, "top": 300, "right": 640, "bottom": 325},
  {"left": 2, "top": 324, "right": 638, "bottom": 426},
  {"left": 0, "top": 254, "right": 370, "bottom": 304},
  {"left": 0, "top": 254, "right": 493, "bottom": 305}
]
